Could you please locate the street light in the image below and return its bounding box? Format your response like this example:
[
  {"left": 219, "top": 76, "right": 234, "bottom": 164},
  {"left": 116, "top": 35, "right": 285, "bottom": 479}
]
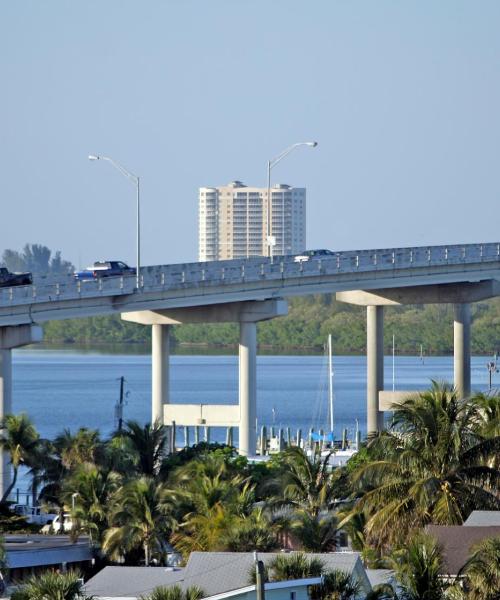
[
  {"left": 266, "top": 142, "right": 317, "bottom": 260},
  {"left": 88, "top": 154, "right": 141, "bottom": 289},
  {"left": 71, "top": 492, "right": 78, "bottom": 512}
]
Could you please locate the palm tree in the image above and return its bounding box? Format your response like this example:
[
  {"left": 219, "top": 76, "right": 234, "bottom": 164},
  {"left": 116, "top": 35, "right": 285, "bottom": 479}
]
[
  {"left": 388, "top": 533, "right": 446, "bottom": 600},
  {"left": 10, "top": 569, "right": 91, "bottom": 600},
  {"left": 0, "top": 413, "right": 40, "bottom": 503},
  {"left": 117, "top": 420, "right": 168, "bottom": 477},
  {"left": 267, "top": 447, "right": 340, "bottom": 551},
  {"left": 290, "top": 510, "right": 338, "bottom": 552},
  {"left": 458, "top": 535, "right": 500, "bottom": 600},
  {"left": 315, "top": 570, "right": 361, "bottom": 600},
  {"left": 473, "top": 392, "right": 500, "bottom": 438},
  {"left": 141, "top": 584, "right": 204, "bottom": 600},
  {"left": 62, "top": 461, "right": 121, "bottom": 544},
  {"left": 271, "top": 446, "right": 339, "bottom": 517},
  {"left": 268, "top": 552, "right": 324, "bottom": 580},
  {"left": 346, "top": 382, "right": 500, "bottom": 548},
  {"left": 172, "top": 457, "right": 277, "bottom": 556},
  {"left": 103, "top": 476, "right": 176, "bottom": 566},
  {"left": 55, "top": 427, "right": 102, "bottom": 470}
]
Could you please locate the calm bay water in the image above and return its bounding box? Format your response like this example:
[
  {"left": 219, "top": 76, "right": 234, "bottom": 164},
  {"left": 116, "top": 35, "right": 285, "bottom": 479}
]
[{"left": 12, "top": 347, "right": 496, "bottom": 444}]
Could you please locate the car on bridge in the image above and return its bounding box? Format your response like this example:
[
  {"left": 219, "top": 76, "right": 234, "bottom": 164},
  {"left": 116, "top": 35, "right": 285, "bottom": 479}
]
[
  {"left": 0, "top": 267, "right": 32, "bottom": 287},
  {"left": 293, "top": 249, "right": 336, "bottom": 263},
  {"left": 74, "top": 261, "right": 136, "bottom": 280}
]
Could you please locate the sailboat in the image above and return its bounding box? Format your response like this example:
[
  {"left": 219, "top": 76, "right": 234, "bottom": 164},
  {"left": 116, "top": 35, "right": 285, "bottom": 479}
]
[{"left": 308, "top": 334, "right": 359, "bottom": 466}]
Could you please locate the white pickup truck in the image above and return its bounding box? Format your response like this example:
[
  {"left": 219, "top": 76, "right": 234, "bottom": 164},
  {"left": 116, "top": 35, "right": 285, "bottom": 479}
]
[{"left": 12, "top": 505, "right": 57, "bottom": 526}]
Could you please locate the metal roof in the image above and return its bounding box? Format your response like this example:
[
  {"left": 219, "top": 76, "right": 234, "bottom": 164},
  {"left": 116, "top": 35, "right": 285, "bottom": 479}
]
[
  {"left": 463, "top": 511, "right": 500, "bottom": 526},
  {"left": 85, "top": 551, "right": 370, "bottom": 599}
]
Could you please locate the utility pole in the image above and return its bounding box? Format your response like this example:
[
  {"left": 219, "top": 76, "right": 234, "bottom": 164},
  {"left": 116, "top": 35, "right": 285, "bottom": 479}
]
[
  {"left": 254, "top": 552, "right": 266, "bottom": 600},
  {"left": 116, "top": 376, "right": 125, "bottom": 431},
  {"left": 487, "top": 359, "right": 498, "bottom": 391}
]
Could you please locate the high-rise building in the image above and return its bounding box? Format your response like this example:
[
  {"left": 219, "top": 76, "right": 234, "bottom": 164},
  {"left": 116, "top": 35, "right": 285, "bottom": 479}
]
[{"left": 198, "top": 181, "right": 306, "bottom": 261}]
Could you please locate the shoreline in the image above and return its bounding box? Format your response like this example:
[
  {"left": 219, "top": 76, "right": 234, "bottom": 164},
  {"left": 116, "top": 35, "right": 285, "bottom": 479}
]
[{"left": 19, "top": 340, "right": 497, "bottom": 357}]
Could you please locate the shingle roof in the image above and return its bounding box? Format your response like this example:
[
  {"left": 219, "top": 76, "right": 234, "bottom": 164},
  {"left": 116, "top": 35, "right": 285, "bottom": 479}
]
[
  {"left": 463, "top": 511, "right": 500, "bottom": 526},
  {"left": 84, "top": 566, "right": 185, "bottom": 598},
  {"left": 426, "top": 525, "right": 500, "bottom": 576},
  {"left": 85, "top": 551, "right": 369, "bottom": 599}
]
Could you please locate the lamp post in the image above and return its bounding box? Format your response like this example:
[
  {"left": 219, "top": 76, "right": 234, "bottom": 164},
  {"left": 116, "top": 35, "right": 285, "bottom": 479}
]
[
  {"left": 266, "top": 142, "right": 317, "bottom": 260},
  {"left": 88, "top": 155, "right": 141, "bottom": 289}
]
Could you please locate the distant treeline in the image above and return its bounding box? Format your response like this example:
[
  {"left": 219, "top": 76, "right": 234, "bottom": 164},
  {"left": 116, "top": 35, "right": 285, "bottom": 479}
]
[
  {"left": 1, "top": 243, "right": 74, "bottom": 275},
  {"left": 4, "top": 244, "right": 499, "bottom": 354},
  {"left": 43, "top": 294, "right": 500, "bottom": 355}
]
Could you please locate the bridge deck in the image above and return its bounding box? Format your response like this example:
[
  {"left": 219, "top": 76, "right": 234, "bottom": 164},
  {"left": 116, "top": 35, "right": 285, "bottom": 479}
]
[{"left": 0, "top": 242, "right": 499, "bottom": 326}]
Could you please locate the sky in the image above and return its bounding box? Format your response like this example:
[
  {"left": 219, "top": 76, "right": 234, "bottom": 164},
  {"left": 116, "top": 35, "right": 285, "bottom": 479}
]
[{"left": 1, "top": 1, "right": 500, "bottom": 269}]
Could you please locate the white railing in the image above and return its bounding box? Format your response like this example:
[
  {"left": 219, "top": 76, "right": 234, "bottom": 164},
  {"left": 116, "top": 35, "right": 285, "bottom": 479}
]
[{"left": 0, "top": 242, "right": 499, "bottom": 308}]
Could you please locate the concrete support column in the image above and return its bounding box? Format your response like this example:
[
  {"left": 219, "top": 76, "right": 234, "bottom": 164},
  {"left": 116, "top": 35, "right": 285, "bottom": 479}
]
[
  {"left": 152, "top": 324, "right": 170, "bottom": 424},
  {"left": 367, "top": 305, "right": 384, "bottom": 435},
  {"left": 453, "top": 303, "right": 471, "bottom": 399},
  {"left": 239, "top": 321, "right": 257, "bottom": 456},
  {"left": 0, "top": 348, "right": 12, "bottom": 497}
]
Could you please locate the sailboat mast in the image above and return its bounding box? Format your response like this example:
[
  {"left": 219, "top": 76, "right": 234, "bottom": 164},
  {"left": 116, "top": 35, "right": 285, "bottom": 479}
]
[
  {"left": 392, "top": 334, "right": 395, "bottom": 392},
  {"left": 328, "top": 333, "right": 334, "bottom": 433}
]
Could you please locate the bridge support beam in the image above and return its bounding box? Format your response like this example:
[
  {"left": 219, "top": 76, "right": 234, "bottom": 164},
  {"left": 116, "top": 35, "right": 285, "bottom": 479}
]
[
  {"left": 0, "top": 324, "right": 43, "bottom": 500},
  {"left": 122, "top": 299, "right": 288, "bottom": 456},
  {"left": 367, "top": 306, "right": 384, "bottom": 435},
  {"left": 152, "top": 324, "right": 170, "bottom": 423},
  {"left": 453, "top": 303, "right": 471, "bottom": 399},
  {"left": 239, "top": 321, "right": 257, "bottom": 457}
]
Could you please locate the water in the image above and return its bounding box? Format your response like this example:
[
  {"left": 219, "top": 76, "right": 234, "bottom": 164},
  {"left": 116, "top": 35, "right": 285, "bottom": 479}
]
[{"left": 12, "top": 347, "right": 495, "bottom": 444}]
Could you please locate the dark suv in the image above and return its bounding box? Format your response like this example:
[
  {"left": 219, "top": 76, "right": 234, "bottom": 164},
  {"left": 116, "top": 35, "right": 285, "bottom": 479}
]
[{"left": 0, "top": 267, "right": 33, "bottom": 287}]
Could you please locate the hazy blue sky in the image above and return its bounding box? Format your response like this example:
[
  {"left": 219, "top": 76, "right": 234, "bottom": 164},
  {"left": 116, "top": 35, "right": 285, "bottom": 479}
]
[{"left": 2, "top": 1, "right": 500, "bottom": 268}]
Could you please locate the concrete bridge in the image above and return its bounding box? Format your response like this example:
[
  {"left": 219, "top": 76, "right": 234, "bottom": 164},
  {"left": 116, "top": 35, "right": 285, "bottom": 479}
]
[{"left": 1, "top": 242, "right": 499, "bottom": 495}]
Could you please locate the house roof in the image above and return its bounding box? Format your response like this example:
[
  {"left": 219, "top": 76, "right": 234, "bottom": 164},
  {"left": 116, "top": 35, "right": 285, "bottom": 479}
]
[
  {"left": 365, "top": 569, "right": 395, "bottom": 588},
  {"left": 85, "top": 551, "right": 370, "bottom": 599},
  {"left": 84, "top": 566, "right": 185, "bottom": 599},
  {"left": 463, "top": 511, "right": 500, "bottom": 526},
  {"left": 426, "top": 525, "right": 500, "bottom": 576}
]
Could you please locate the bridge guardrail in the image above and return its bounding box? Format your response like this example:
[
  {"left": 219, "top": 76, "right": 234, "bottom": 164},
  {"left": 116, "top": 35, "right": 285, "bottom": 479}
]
[{"left": 0, "top": 243, "right": 499, "bottom": 308}]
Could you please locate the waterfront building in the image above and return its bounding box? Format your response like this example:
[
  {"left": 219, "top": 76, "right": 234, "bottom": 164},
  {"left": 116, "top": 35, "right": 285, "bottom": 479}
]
[
  {"left": 198, "top": 181, "right": 306, "bottom": 261},
  {"left": 3, "top": 534, "right": 92, "bottom": 585}
]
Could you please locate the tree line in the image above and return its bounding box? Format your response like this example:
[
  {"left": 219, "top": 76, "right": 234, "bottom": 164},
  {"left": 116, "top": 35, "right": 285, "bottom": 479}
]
[
  {"left": 42, "top": 295, "right": 500, "bottom": 355},
  {"left": 1, "top": 244, "right": 74, "bottom": 276}
]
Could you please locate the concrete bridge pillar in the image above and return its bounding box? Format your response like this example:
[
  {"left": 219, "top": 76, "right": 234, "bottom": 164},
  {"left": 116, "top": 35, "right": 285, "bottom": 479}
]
[
  {"left": 122, "top": 299, "right": 287, "bottom": 456},
  {"left": 152, "top": 324, "right": 170, "bottom": 423},
  {"left": 238, "top": 321, "right": 257, "bottom": 457},
  {"left": 367, "top": 305, "right": 385, "bottom": 435},
  {"left": 0, "top": 349, "right": 13, "bottom": 499},
  {"left": 0, "top": 324, "right": 43, "bottom": 500},
  {"left": 453, "top": 303, "right": 471, "bottom": 399}
]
